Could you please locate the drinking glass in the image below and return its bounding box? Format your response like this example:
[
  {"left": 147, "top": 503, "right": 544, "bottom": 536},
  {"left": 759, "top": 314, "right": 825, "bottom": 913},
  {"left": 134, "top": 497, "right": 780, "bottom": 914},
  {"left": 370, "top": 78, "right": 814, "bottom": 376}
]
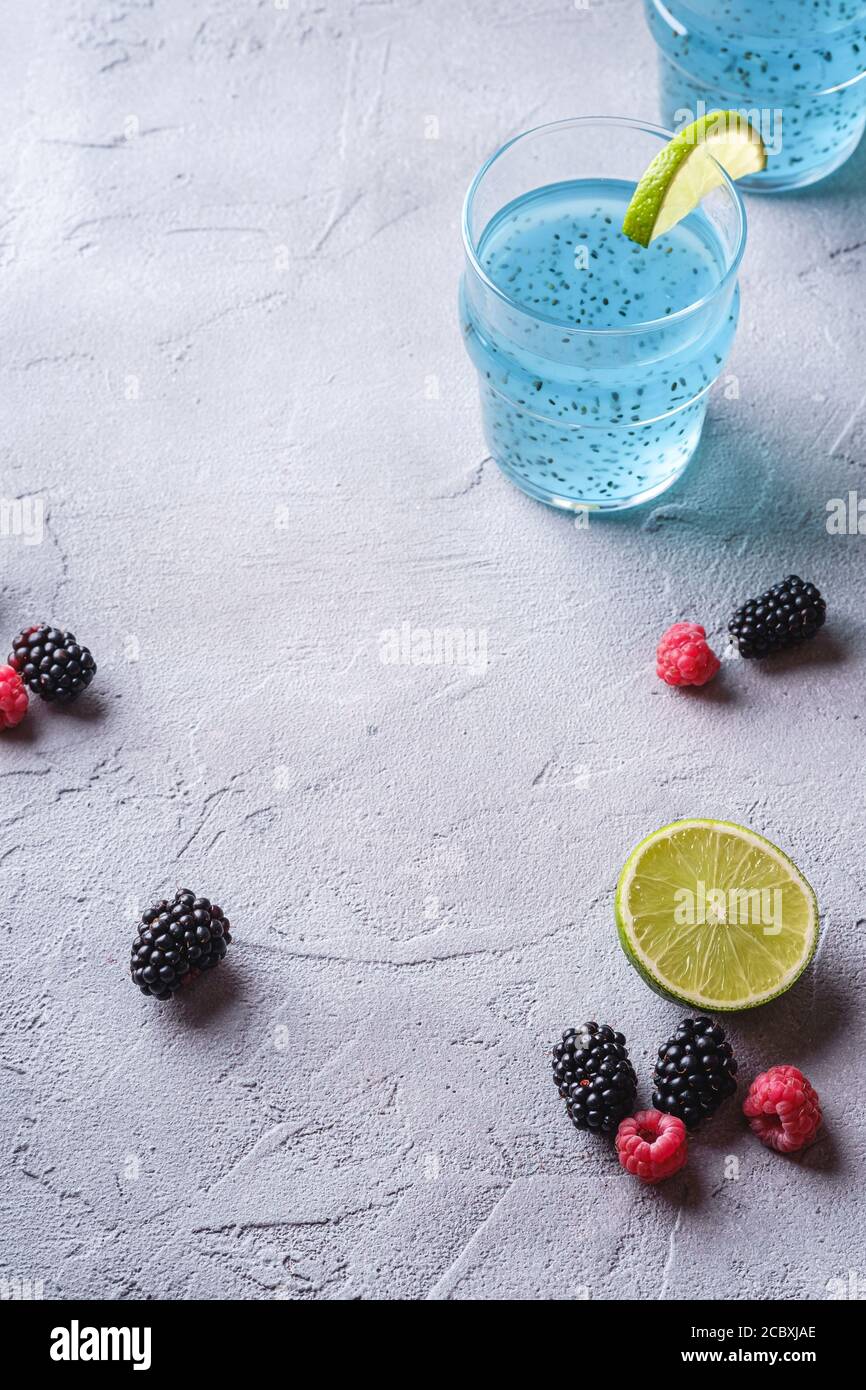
[
  {"left": 644, "top": 0, "right": 866, "bottom": 193},
  {"left": 460, "top": 117, "right": 746, "bottom": 511}
]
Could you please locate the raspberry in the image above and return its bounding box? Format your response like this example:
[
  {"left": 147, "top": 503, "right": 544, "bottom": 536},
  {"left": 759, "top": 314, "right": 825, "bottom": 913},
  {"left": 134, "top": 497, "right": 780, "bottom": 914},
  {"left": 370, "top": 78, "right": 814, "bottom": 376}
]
[
  {"left": 656, "top": 622, "right": 720, "bottom": 687},
  {"left": 0, "top": 665, "right": 29, "bottom": 730},
  {"left": 615, "top": 1109, "right": 688, "bottom": 1183},
  {"left": 742, "top": 1065, "right": 822, "bottom": 1153}
]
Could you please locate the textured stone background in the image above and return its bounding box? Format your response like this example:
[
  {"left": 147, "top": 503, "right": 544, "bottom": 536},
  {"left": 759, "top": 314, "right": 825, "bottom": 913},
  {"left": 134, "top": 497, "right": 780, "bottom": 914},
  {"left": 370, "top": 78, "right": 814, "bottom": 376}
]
[{"left": 1, "top": 0, "right": 864, "bottom": 1301}]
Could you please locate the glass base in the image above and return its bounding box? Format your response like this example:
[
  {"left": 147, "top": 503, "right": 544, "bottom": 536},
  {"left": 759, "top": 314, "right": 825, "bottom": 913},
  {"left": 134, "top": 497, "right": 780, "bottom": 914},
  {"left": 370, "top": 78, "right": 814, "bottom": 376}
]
[
  {"left": 738, "top": 119, "right": 866, "bottom": 194},
  {"left": 491, "top": 446, "right": 696, "bottom": 513}
]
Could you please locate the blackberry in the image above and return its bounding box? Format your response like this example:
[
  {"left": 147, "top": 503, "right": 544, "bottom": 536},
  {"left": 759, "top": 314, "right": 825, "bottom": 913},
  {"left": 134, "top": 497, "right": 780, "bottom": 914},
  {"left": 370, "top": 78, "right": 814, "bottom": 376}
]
[
  {"left": 652, "top": 1017, "right": 737, "bottom": 1129},
  {"left": 130, "top": 889, "right": 232, "bottom": 1000},
  {"left": 728, "top": 576, "right": 826, "bottom": 658},
  {"left": 552, "top": 1021, "right": 637, "bottom": 1133},
  {"left": 8, "top": 624, "right": 97, "bottom": 703}
]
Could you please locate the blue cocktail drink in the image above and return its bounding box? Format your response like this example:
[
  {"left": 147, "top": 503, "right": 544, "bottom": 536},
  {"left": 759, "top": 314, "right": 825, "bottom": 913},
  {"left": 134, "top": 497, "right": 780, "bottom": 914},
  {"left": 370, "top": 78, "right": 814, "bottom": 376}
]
[
  {"left": 460, "top": 118, "right": 746, "bottom": 512},
  {"left": 644, "top": 0, "right": 866, "bottom": 192}
]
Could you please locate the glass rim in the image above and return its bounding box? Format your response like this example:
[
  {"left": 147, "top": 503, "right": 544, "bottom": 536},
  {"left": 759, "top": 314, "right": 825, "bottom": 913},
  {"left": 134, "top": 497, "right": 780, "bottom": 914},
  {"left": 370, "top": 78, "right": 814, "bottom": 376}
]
[{"left": 461, "top": 114, "right": 747, "bottom": 338}]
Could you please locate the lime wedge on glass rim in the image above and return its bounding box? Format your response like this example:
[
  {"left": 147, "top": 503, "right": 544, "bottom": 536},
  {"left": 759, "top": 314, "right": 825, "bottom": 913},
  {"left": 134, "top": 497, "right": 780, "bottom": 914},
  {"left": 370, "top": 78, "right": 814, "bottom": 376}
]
[
  {"left": 615, "top": 820, "right": 818, "bottom": 1011},
  {"left": 622, "top": 110, "right": 767, "bottom": 247}
]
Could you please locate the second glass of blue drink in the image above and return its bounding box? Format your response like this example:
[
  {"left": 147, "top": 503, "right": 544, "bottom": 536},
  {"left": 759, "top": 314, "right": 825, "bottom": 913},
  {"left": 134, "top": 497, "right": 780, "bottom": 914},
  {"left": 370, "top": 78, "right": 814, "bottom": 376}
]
[
  {"left": 644, "top": 0, "right": 866, "bottom": 193},
  {"left": 460, "top": 117, "right": 746, "bottom": 511}
]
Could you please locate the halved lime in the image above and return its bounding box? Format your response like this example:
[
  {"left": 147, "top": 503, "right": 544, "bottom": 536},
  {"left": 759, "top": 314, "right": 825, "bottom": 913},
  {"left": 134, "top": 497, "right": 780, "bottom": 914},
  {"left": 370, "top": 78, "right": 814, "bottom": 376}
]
[
  {"left": 622, "top": 111, "right": 767, "bottom": 247},
  {"left": 615, "top": 819, "right": 818, "bottom": 1011}
]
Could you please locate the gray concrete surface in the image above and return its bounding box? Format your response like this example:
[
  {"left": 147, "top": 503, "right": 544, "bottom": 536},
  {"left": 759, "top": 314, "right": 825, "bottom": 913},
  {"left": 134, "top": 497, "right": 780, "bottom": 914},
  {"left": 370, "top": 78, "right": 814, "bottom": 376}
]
[{"left": 1, "top": 0, "right": 864, "bottom": 1302}]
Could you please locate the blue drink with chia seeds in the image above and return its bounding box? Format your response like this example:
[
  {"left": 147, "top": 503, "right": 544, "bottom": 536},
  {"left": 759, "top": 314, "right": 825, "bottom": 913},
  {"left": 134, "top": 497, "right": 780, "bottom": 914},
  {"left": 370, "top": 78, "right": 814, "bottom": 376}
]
[
  {"left": 645, "top": 0, "right": 866, "bottom": 192},
  {"left": 460, "top": 118, "right": 746, "bottom": 512}
]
